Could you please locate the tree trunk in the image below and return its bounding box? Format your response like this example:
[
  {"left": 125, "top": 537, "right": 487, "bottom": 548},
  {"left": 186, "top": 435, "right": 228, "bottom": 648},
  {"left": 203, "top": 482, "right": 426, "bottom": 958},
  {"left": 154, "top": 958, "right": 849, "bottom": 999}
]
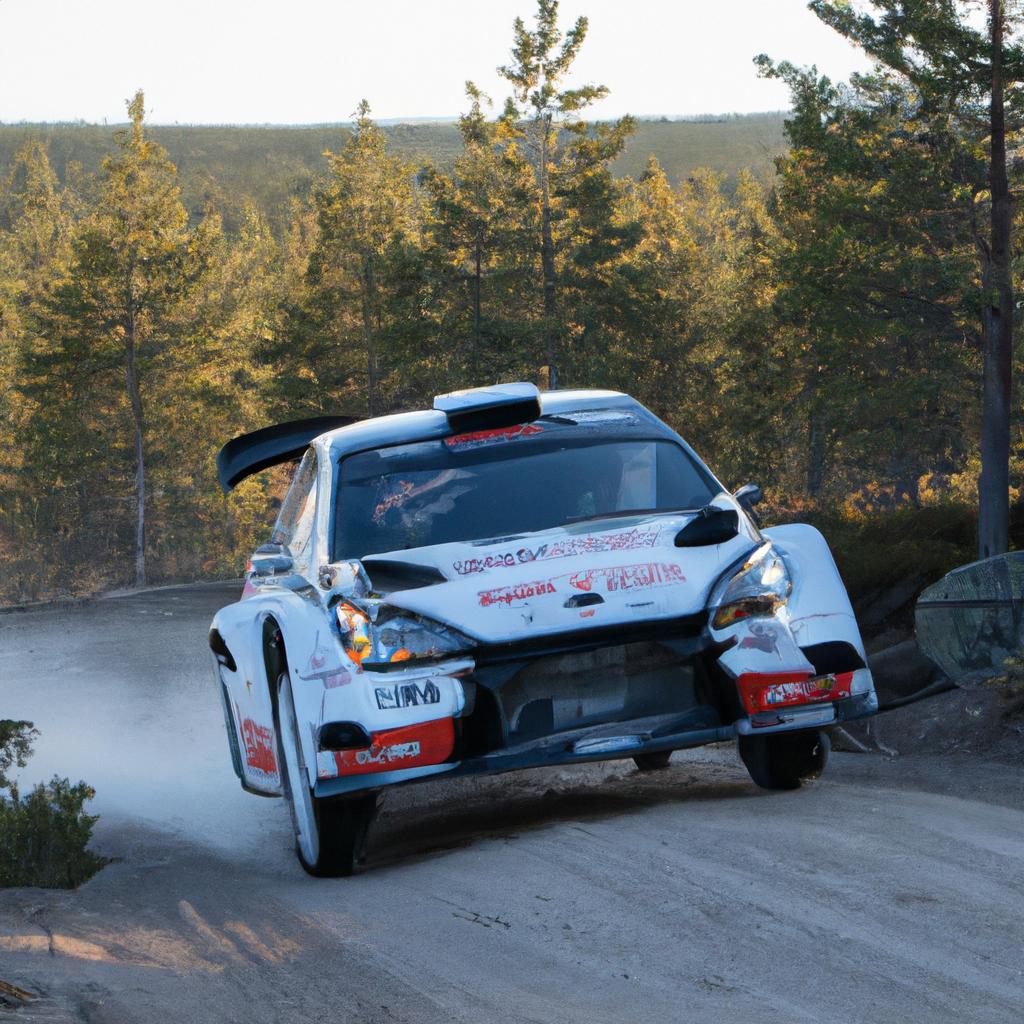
[
  {"left": 361, "top": 255, "right": 378, "bottom": 417},
  {"left": 124, "top": 310, "right": 146, "bottom": 588},
  {"left": 540, "top": 113, "right": 558, "bottom": 389},
  {"left": 472, "top": 225, "right": 482, "bottom": 378},
  {"left": 979, "top": 0, "right": 1013, "bottom": 559},
  {"left": 806, "top": 404, "right": 827, "bottom": 498}
]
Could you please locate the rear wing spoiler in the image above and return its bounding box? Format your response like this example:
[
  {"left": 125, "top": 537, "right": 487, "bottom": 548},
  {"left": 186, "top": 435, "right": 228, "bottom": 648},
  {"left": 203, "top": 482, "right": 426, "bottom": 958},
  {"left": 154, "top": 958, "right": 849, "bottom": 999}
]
[{"left": 216, "top": 415, "right": 361, "bottom": 493}]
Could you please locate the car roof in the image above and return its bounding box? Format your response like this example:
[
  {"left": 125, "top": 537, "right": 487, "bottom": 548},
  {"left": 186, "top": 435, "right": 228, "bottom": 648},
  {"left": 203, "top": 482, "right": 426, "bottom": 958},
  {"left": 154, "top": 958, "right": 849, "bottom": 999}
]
[{"left": 315, "top": 389, "right": 641, "bottom": 460}]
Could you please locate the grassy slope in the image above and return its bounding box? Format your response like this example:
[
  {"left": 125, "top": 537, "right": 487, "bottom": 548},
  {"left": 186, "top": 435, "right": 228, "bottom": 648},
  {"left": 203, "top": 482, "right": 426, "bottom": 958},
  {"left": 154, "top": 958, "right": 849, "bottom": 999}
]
[
  {"left": 0, "top": 114, "right": 787, "bottom": 230},
  {"left": 611, "top": 114, "right": 786, "bottom": 183}
]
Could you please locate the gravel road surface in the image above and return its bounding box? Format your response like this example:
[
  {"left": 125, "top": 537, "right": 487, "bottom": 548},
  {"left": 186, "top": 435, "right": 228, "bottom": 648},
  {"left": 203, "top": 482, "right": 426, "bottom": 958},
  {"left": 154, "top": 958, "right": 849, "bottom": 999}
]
[{"left": 1, "top": 584, "right": 1022, "bottom": 1023}]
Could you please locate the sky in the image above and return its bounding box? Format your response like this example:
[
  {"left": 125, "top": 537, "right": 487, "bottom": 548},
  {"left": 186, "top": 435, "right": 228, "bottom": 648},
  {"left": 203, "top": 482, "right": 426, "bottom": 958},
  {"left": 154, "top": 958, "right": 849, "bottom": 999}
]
[{"left": 0, "top": 0, "right": 874, "bottom": 124}]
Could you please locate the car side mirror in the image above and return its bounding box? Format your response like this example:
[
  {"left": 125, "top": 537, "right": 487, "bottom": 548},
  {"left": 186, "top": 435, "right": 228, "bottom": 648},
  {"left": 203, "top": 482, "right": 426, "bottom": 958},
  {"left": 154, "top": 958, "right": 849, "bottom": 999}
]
[
  {"left": 733, "top": 483, "right": 764, "bottom": 513},
  {"left": 674, "top": 507, "right": 739, "bottom": 547},
  {"left": 251, "top": 542, "right": 294, "bottom": 576}
]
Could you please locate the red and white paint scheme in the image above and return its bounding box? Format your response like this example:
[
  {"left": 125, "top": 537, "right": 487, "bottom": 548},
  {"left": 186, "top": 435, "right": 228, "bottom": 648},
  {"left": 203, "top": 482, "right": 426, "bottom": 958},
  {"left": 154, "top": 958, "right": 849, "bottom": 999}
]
[{"left": 209, "top": 384, "right": 877, "bottom": 875}]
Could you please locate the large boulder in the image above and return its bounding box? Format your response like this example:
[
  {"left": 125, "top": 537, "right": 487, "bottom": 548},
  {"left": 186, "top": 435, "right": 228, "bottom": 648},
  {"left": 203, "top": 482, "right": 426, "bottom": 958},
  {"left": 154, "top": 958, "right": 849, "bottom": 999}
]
[{"left": 867, "top": 639, "right": 940, "bottom": 702}]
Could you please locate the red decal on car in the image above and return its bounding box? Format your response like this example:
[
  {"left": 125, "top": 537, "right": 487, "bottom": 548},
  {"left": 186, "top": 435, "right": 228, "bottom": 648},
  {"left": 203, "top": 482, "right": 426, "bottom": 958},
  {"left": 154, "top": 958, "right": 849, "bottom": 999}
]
[
  {"left": 478, "top": 579, "right": 558, "bottom": 606},
  {"left": 241, "top": 718, "right": 278, "bottom": 775},
  {"left": 454, "top": 526, "right": 661, "bottom": 576},
  {"left": 569, "top": 562, "right": 685, "bottom": 593},
  {"left": 444, "top": 423, "right": 544, "bottom": 450},
  {"left": 738, "top": 622, "right": 782, "bottom": 654},
  {"left": 544, "top": 527, "right": 661, "bottom": 561},
  {"left": 737, "top": 671, "right": 853, "bottom": 715},
  {"left": 332, "top": 718, "right": 455, "bottom": 776},
  {"left": 297, "top": 632, "right": 350, "bottom": 688}
]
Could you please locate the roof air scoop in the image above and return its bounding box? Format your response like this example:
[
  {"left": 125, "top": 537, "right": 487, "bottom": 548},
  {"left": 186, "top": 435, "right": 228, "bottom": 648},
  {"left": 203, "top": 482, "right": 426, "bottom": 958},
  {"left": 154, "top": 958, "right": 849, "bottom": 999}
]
[{"left": 434, "top": 382, "right": 542, "bottom": 434}]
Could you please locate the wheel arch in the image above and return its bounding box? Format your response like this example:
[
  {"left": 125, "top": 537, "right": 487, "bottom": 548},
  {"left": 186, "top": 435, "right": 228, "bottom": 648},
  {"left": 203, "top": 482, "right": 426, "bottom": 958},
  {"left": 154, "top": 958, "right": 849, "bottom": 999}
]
[
  {"left": 765, "top": 523, "right": 865, "bottom": 655},
  {"left": 211, "top": 589, "right": 330, "bottom": 795},
  {"left": 245, "top": 590, "right": 343, "bottom": 790},
  {"left": 261, "top": 614, "right": 288, "bottom": 720}
]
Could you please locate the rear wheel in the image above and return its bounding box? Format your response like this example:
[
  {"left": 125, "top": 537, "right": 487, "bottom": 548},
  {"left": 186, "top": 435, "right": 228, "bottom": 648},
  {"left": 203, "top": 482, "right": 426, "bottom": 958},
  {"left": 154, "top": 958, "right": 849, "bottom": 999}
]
[
  {"left": 738, "top": 729, "right": 830, "bottom": 791},
  {"left": 276, "top": 672, "right": 378, "bottom": 876},
  {"left": 633, "top": 750, "right": 673, "bottom": 771}
]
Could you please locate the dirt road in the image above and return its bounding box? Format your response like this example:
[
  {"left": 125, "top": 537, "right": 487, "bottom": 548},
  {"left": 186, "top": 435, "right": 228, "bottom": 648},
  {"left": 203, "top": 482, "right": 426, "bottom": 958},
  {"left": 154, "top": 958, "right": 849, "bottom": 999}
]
[{"left": 1, "top": 584, "right": 1022, "bottom": 1023}]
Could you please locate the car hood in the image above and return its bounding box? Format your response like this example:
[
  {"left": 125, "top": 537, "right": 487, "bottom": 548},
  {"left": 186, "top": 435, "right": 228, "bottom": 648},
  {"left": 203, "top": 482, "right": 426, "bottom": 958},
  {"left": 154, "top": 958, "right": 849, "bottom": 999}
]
[{"left": 359, "top": 511, "right": 755, "bottom": 645}]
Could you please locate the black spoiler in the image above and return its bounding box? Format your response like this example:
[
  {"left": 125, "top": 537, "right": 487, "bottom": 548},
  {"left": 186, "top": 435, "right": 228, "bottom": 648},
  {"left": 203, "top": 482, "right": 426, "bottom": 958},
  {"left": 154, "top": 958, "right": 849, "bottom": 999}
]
[{"left": 216, "top": 415, "right": 361, "bottom": 493}]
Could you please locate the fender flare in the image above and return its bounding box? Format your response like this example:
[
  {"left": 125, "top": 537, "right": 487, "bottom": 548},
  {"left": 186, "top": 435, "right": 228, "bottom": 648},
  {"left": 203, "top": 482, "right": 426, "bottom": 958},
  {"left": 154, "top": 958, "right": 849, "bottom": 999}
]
[
  {"left": 212, "top": 589, "right": 348, "bottom": 792},
  {"left": 765, "top": 523, "right": 874, "bottom": 696}
]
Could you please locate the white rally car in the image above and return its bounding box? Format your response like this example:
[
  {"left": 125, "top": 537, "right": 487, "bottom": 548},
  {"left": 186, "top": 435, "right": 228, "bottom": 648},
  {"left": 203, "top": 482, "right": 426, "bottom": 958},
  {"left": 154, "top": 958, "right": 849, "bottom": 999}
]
[{"left": 210, "top": 384, "right": 877, "bottom": 875}]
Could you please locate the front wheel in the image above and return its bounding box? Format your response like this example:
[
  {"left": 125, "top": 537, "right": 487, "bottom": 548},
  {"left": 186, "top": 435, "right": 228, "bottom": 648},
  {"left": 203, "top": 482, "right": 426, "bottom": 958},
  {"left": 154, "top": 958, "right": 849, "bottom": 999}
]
[
  {"left": 738, "top": 729, "right": 830, "bottom": 791},
  {"left": 276, "top": 672, "right": 378, "bottom": 876}
]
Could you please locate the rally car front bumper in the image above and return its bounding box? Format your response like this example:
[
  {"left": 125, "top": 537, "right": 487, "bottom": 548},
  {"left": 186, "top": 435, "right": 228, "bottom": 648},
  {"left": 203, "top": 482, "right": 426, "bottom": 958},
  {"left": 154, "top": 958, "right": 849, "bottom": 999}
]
[{"left": 312, "top": 618, "right": 877, "bottom": 799}]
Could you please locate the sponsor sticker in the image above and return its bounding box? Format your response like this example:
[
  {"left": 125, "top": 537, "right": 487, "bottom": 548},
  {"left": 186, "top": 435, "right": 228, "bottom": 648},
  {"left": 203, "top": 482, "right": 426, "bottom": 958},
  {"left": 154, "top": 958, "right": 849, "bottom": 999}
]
[
  {"left": 763, "top": 672, "right": 853, "bottom": 706},
  {"left": 374, "top": 680, "right": 442, "bottom": 710},
  {"left": 737, "top": 671, "right": 854, "bottom": 715},
  {"left": 476, "top": 560, "right": 685, "bottom": 607},
  {"left": 356, "top": 741, "right": 421, "bottom": 766},
  {"left": 240, "top": 717, "right": 277, "bottom": 775},
  {"left": 570, "top": 562, "right": 684, "bottom": 593},
  {"left": 738, "top": 622, "right": 782, "bottom": 655},
  {"left": 330, "top": 718, "right": 455, "bottom": 777},
  {"left": 479, "top": 579, "right": 558, "bottom": 607},
  {"left": 297, "top": 632, "right": 350, "bottom": 688},
  {"left": 455, "top": 526, "right": 661, "bottom": 576}
]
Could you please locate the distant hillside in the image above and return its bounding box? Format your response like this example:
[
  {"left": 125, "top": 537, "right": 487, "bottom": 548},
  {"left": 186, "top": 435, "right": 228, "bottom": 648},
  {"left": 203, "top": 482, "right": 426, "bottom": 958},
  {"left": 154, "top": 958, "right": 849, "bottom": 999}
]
[
  {"left": 0, "top": 113, "right": 787, "bottom": 232},
  {"left": 611, "top": 113, "right": 787, "bottom": 183}
]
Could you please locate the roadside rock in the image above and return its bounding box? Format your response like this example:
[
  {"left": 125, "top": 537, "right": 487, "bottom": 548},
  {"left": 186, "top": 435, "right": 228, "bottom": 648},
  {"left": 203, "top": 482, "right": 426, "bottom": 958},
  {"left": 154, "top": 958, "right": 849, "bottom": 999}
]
[{"left": 867, "top": 638, "right": 939, "bottom": 701}]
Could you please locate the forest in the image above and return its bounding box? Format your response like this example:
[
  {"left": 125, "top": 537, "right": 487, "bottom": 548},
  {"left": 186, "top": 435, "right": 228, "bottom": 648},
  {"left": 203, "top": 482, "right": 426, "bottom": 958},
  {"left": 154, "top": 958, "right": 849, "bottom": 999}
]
[{"left": 1, "top": 0, "right": 1022, "bottom": 607}]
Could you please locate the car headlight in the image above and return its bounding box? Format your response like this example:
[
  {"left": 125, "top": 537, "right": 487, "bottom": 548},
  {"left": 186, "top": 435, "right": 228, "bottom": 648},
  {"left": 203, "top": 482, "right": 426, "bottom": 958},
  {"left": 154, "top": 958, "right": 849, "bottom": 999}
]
[
  {"left": 336, "top": 601, "right": 475, "bottom": 668},
  {"left": 709, "top": 542, "right": 791, "bottom": 629}
]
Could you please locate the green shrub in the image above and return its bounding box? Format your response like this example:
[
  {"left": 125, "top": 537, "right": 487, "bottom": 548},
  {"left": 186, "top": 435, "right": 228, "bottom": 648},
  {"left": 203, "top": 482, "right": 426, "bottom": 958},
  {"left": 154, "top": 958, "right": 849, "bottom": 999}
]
[
  {"left": 0, "top": 778, "right": 106, "bottom": 889},
  {"left": 0, "top": 720, "right": 37, "bottom": 789},
  {"left": 809, "top": 504, "right": 978, "bottom": 602},
  {"left": 0, "top": 721, "right": 105, "bottom": 888}
]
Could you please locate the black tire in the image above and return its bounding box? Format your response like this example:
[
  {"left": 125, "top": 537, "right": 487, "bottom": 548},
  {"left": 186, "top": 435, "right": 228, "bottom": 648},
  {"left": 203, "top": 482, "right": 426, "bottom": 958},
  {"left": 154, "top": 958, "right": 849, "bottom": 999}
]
[
  {"left": 276, "top": 672, "right": 379, "bottom": 876},
  {"left": 633, "top": 750, "right": 673, "bottom": 771},
  {"left": 738, "top": 729, "right": 830, "bottom": 791},
  {"left": 302, "top": 793, "right": 379, "bottom": 878}
]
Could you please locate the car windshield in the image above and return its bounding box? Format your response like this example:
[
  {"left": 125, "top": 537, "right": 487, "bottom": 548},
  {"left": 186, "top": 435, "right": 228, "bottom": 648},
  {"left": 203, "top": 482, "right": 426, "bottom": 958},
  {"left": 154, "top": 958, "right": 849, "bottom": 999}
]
[{"left": 332, "top": 424, "right": 717, "bottom": 559}]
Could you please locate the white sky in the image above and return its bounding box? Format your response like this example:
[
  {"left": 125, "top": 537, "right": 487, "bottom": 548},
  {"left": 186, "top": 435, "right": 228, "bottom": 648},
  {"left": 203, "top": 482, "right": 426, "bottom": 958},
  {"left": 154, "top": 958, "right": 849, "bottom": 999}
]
[{"left": 0, "top": 0, "right": 873, "bottom": 124}]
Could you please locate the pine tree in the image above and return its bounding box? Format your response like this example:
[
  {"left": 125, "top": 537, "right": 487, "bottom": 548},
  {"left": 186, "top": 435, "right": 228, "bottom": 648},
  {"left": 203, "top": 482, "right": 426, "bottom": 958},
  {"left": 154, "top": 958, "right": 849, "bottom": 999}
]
[
  {"left": 420, "top": 83, "right": 537, "bottom": 387},
  {"left": 0, "top": 141, "right": 78, "bottom": 598},
  {"left": 804, "top": 0, "right": 1024, "bottom": 554},
  {"left": 757, "top": 58, "right": 979, "bottom": 507},
  {"left": 309, "top": 101, "right": 418, "bottom": 416},
  {"left": 27, "top": 91, "right": 213, "bottom": 588},
  {"left": 496, "top": 0, "right": 634, "bottom": 387}
]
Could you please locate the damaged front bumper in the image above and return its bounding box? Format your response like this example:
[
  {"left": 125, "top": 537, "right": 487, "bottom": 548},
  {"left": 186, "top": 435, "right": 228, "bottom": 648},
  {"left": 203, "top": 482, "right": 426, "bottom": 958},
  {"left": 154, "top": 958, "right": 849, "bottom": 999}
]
[
  {"left": 736, "top": 689, "right": 878, "bottom": 735},
  {"left": 312, "top": 609, "right": 877, "bottom": 799}
]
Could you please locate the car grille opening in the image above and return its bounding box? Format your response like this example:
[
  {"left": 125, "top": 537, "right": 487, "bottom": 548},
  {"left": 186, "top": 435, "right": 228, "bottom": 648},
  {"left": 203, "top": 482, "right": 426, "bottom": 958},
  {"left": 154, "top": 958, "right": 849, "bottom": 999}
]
[{"left": 497, "top": 641, "right": 697, "bottom": 743}]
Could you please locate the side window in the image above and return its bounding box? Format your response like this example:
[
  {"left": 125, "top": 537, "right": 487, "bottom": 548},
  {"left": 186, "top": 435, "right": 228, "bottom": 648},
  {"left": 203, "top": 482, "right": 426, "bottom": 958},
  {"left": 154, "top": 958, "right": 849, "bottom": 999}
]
[{"left": 271, "top": 449, "right": 318, "bottom": 570}]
